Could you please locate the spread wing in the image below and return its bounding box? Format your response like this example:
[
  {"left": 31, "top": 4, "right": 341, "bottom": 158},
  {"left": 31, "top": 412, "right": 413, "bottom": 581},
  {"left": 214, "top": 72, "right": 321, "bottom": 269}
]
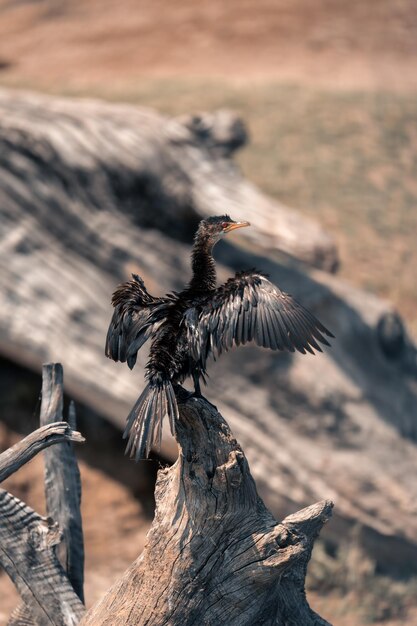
[
  {"left": 105, "top": 274, "right": 172, "bottom": 369},
  {"left": 191, "top": 271, "right": 333, "bottom": 367}
]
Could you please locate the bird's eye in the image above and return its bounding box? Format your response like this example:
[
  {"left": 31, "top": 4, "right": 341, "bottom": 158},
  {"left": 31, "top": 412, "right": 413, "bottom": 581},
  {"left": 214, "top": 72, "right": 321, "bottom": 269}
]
[{"left": 221, "top": 222, "right": 229, "bottom": 230}]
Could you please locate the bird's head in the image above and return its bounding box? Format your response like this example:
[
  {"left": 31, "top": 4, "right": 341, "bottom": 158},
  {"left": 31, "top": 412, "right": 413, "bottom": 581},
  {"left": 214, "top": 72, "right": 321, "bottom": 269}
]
[{"left": 196, "top": 215, "right": 250, "bottom": 247}]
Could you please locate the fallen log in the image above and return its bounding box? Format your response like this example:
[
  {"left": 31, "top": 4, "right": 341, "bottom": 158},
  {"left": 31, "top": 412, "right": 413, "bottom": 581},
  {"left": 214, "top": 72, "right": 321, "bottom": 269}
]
[
  {"left": 0, "top": 88, "right": 337, "bottom": 271},
  {"left": 0, "top": 87, "right": 417, "bottom": 577}
]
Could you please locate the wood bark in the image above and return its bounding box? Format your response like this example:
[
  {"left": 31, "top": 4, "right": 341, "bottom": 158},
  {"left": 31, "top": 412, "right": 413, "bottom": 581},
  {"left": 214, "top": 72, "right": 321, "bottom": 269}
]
[
  {"left": 80, "top": 391, "right": 333, "bottom": 626},
  {"left": 1, "top": 365, "right": 333, "bottom": 625},
  {"left": 1, "top": 87, "right": 417, "bottom": 576}
]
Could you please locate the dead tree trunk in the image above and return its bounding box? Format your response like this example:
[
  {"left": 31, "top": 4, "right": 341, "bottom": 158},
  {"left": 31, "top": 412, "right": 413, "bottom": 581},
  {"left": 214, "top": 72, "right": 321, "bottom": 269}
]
[
  {"left": 80, "top": 389, "right": 333, "bottom": 626},
  {"left": 0, "top": 364, "right": 86, "bottom": 626}
]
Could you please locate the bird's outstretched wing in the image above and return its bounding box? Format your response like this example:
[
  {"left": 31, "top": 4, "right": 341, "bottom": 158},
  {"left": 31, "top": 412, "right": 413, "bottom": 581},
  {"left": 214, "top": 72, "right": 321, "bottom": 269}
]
[
  {"left": 191, "top": 271, "right": 333, "bottom": 366},
  {"left": 105, "top": 274, "right": 173, "bottom": 369}
]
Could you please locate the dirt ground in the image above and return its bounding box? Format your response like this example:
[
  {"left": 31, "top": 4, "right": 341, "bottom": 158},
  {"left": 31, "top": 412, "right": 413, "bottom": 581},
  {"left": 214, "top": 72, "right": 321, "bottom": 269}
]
[{"left": 0, "top": 0, "right": 416, "bottom": 92}]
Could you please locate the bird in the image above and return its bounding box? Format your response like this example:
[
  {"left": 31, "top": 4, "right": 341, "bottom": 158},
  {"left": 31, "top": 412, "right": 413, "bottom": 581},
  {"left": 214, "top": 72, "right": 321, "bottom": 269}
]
[{"left": 105, "top": 215, "right": 333, "bottom": 460}]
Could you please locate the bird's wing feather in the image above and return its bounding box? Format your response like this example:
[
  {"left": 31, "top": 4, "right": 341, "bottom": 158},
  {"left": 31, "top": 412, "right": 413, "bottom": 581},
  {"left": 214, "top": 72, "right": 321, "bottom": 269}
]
[
  {"left": 105, "top": 274, "right": 173, "bottom": 369},
  {"left": 194, "top": 271, "right": 333, "bottom": 366},
  {"left": 184, "top": 307, "right": 202, "bottom": 363}
]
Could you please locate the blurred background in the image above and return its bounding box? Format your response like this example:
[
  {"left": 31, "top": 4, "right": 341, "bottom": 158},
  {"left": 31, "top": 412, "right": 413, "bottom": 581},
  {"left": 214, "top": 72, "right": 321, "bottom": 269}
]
[{"left": 1, "top": 1, "right": 417, "bottom": 624}]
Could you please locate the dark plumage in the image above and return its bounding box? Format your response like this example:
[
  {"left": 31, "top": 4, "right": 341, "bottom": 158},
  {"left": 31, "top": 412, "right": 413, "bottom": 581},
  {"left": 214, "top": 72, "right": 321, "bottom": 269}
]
[{"left": 105, "top": 215, "right": 334, "bottom": 459}]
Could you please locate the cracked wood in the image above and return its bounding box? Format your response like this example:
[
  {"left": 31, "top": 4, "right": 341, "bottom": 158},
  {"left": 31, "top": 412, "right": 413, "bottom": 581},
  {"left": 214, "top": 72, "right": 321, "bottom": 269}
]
[{"left": 80, "top": 390, "right": 333, "bottom": 626}]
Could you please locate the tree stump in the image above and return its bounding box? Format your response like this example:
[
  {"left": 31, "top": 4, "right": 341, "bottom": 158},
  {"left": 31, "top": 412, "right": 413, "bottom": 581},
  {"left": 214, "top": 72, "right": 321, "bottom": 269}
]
[
  {"left": 1, "top": 364, "right": 333, "bottom": 624},
  {"left": 80, "top": 390, "right": 333, "bottom": 626}
]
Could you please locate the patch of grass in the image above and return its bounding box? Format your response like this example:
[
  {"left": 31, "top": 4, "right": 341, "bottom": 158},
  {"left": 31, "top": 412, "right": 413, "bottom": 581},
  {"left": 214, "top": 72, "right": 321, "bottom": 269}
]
[
  {"left": 308, "top": 537, "right": 417, "bottom": 623},
  {"left": 3, "top": 77, "right": 417, "bottom": 336}
]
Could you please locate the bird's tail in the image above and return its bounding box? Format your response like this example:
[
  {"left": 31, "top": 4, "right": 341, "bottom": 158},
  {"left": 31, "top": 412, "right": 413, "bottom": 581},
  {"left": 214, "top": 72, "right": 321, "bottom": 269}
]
[{"left": 123, "top": 381, "right": 179, "bottom": 460}]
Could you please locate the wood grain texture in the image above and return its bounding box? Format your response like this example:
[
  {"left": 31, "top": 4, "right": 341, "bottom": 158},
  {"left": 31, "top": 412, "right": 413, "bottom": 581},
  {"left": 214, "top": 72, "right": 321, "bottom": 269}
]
[
  {"left": 0, "top": 490, "right": 85, "bottom": 626},
  {"left": 7, "top": 603, "right": 37, "bottom": 626},
  {"left": 40, "top": 364, "right": 85, "bottom": 603},
  {"left": 0, "top": 422, "right": 84, "bottom": 483},
  {"left": 80, "top": 391, "right": 333, "bottom": 626}
]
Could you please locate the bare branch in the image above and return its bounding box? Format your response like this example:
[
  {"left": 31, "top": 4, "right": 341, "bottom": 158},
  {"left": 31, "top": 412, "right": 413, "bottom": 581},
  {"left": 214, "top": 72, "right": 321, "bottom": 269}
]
[{"left": 0, "top": 422, "right": 84, "bottom": 483}]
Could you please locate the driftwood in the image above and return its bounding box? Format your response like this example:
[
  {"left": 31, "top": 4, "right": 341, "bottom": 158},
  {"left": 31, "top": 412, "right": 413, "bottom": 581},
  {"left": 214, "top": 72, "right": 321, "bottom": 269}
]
[
  {"left": 0, "top": 364, "right": 86, "bottom": 625},
  {"left": 1, "top": 365, "right": 332, "bottom": 624},
  {"left": 80, "top": 390, "right": 333, "bottom": 626},
  {"left": 1, "top": 87, "right": 417, "bottom": 577}
]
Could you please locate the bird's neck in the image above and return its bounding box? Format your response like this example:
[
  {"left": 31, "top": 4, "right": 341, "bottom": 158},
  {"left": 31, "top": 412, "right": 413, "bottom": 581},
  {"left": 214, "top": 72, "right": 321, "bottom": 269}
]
[{"left": 190, "top": 235, "right": 217, "bottom": 293}]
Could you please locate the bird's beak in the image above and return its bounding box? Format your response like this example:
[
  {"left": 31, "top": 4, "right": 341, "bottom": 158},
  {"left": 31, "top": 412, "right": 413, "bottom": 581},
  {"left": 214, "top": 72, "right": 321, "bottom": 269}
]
[{"left": 224, "top": 221, "right": 251, "bottom": 233}]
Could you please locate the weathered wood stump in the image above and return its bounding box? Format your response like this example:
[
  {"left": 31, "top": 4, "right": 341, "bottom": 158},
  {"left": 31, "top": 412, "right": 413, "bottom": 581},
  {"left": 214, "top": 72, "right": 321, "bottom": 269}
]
[
  {"left": 1, "top": 364, "right": 332, "bottom": 624},
  {"left": 80, "top": 390, "right": 333, "bottom": 626},
  {"left": 0, "top": 364, "right": 85, "bottom": 626}
]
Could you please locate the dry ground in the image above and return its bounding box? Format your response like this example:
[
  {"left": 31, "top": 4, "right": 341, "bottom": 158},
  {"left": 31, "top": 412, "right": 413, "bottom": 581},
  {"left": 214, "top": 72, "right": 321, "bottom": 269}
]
[{"left": 0, "top": 0, "right": 416, "bottom": 91}]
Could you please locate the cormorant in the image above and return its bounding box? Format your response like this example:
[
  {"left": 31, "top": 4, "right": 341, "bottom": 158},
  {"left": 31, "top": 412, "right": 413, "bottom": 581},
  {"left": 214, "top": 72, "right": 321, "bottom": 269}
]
[{"left": 105, "top": 216, "right": 333, "bottom": 459}]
